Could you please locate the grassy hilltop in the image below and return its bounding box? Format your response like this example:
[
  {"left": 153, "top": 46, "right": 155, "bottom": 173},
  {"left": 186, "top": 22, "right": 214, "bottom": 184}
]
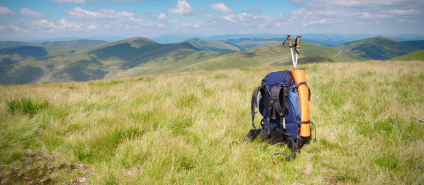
[
  {"left": 333, "top": 36, "right": 424, "bottom": 60},
  {"left": 0, "top": 60, "right": 423, "bottom": 184}
]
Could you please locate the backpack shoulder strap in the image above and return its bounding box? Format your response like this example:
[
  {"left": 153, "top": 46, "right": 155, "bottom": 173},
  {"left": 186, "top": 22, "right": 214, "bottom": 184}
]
[
  {"left": 251, "top": 86, "right": 263, "bottom": 129},
  {"left": 270, "top": 86, "right": 287, "bottom": 129}
]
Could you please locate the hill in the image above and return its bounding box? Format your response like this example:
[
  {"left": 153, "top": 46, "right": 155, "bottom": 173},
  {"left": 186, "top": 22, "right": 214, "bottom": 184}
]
[
  {"left": 186, "top": 38, "right": 243, "bottom": 52},
  {"left": 333, "top": 36, "right": 424, "bottom": 60},
  {"left": 178, "top": 41, "right": 364, "bottom": 72},
  {"left": 0, "top": 46, "right": 76, "bottom": 67},
  {"left": 0, "top": 37, "right": 208, "bottom": 84},
  {"left": 187, "top": 38, "right": 333, "bottom": 52},
  {"left": 30, "top": 39, "right": 108, "bottom": 50},
  {"left": 0, "top": 41, "right": 28, "bottom": 49},
  {"left": 391, "top": 50, "right": 424, "bottom": 61},
  {"left": 0, "top": 40, "right": 107, "bottom": 51},
  {"left": 0, "top": 37, "right": 364, "bottom": 85},
  {"left": 1, "top": 60, "right": 423, "bottom": 184}
]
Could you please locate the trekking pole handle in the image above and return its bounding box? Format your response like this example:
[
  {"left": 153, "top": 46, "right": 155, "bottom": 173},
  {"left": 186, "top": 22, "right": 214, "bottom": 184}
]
[
  {"left": 296, "top": 36, "right": 301, "bottom": 49},
  {"left": 287, "top": 35, "right": 293, "bottom": 48}
]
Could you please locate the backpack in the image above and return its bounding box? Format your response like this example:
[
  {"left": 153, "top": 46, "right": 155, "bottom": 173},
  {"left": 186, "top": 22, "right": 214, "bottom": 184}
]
[{"left": 245, "top": 70, "right": 312, "bottom": 161}]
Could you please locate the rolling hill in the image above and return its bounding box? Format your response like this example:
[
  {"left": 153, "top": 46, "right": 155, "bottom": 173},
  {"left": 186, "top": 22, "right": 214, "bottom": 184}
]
[
  {"left": 0, "top": 46, "right": 76, "bottom": 67},
  {"left": 0, "top": 39, "right": 108, "bottom": 67},
  {"left": 0, "top": 37, "right": 212, "bottom": 84},
  {"left": 0, "top": 37, "right": 364, "bottom": 85},
  {"left": 187, "top": 38, "right": 333, "bottom": 52},
  {"left": 31, "top": 39, "right": 108, "bottom": 50},
  {"left": 0, "top": 39, "right": 107, "bottom": 50},
  {"left": 333, "top": 36, "right": 424, "bottom": 60},
  {"left": 391, "top": 50, "right": 424, "bottom": 61},
  {"left": 186, "top": 38, "right": 243, "bottom": 52},
  {"left": 0, "top": 41, "right": 28, "bottom": 49}
]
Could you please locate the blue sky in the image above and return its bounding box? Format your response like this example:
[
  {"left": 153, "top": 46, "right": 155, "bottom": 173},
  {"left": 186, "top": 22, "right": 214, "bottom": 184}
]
[{"left": 0, "top": 0, "right": 423, "bottom": 41}]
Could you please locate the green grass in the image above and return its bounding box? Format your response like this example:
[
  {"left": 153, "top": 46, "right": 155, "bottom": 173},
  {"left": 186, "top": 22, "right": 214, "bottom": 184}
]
[
  {"left": 6, "top": 97, "right": 48, "bottom": 117},
  {"left": 391, "top": 50, "right": 424, "bottom": 61},
  {"left": 0, "top": 60, "right": 423, "bottom": 184}
]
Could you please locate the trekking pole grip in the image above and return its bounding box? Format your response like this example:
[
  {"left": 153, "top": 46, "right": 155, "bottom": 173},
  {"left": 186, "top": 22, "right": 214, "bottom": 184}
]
[
  {"left": 296, "top": 36, "right": 301, "bottom": 49},
  {"left": 287, "top": 35, "right": 292, "bottom": 48}
]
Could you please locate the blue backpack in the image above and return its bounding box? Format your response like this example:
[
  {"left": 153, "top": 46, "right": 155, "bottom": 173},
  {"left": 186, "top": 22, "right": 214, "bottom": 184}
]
[{"left": 248, "top": 70, "right": 308, "bottom": 160}]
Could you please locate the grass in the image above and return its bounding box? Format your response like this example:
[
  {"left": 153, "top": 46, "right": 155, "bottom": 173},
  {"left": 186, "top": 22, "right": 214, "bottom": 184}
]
[
  {"left": 0, "top": 60, "right": 423, "bottom": 184},
  {"left": 392, "top": 50, "right": 424, "bottom": 61},
  {"left": 6, "top": 97, "right": 48, "bottom": 117}
]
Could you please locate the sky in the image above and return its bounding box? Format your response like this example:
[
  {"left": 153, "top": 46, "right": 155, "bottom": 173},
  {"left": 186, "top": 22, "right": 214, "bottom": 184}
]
[{"left": 0, "top": 0, "right": 423, "bottom": 41}]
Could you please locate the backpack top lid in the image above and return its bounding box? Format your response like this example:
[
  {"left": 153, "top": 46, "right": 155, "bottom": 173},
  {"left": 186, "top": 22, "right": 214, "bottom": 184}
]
[{"left": 261, "top": 70, "right": 293, "bottom": 87}]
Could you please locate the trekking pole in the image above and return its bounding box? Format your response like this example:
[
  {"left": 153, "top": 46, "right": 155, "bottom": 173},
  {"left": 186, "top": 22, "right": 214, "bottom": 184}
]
[
  {"left": 287, "top": 35, "right": 296, "bottom": 71},
  {"left": 295, "top": 36, "right": 301, "bottom": 71}
]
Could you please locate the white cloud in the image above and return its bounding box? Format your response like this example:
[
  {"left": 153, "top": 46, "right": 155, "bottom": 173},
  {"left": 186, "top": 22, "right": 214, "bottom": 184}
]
[
  {"left": 240, "top": 6, "right": 262, "bottom": 13},
  {"left": 210, "top": 3, "right": 234, "bottom": 14},
  {"left": 145, "top": 12, "right": 182, "bottom": 25},
  {"left": 305, "top": 0, "right": 424, "bottom": 9},
  {"left": 20, "top": 8, "right": 45, "bottom": 18},
  {"left": 145, "top": 12, "right": 168, "bottom": 23},
  {"left": 1, "top": 18, "right": 93, "bottom": 33},
  {"left": 383, "top": 9, "right": 423, "bottom": 15},
  {"left": 168, "top": 0, "right": 193, "bottom": 16},
  {"left": 49, "top": 0, "right": 85, "bottom": 3},
  {"left": 87, "top": 24, "right": 98, "bottom": 30},
  {"left": 181, "top": 23, "right": 190, "bottom": 27},
  {"left": 198, "top": 6, "right": 214, "bottom": 18},
  {"left": 63, "top": 7, "right": 136, "bottom": 19},
  {"left": 0, "top": 6, "right": 14, "bottom": 16},
  {"left": 215, "top": 13, "right": 279, "bottom": 28}
]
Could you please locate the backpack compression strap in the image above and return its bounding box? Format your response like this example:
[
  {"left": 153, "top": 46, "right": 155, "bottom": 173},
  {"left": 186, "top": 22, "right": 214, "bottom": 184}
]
[{"left": 291, "top": 81, "right": 311, "bottom": 101}]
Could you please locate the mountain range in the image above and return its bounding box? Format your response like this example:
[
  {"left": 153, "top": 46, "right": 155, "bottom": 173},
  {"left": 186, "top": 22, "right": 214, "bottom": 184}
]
[
  {"left": 0, "top": 36, "right": 423, "bottom": 85},
  {"left": 333, "top": 37, "right": 424, "bottom": 60}
]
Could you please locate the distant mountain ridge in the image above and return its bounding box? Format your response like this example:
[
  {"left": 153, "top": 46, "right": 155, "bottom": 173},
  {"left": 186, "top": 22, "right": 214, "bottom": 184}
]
[
  {"left": 0, "top": 40, "right": 108, "bottom": 50},
  {"left": 186, "top": 37, "right": 332, "bottom": 52},
  {"left": 0, "top": 46, "right": 76, "bottom": 67},
  {"left": 152, "top": 33, "right": 424, "bottom": 46},
  {"left": 0, "top": 36, "right": 364, "bottom": 85},
  {"left": 333, "top": 36, "right": 424, "bottom": 60},
  {"left": 0, "top": 37, "right": 204, "bottom": 84}
]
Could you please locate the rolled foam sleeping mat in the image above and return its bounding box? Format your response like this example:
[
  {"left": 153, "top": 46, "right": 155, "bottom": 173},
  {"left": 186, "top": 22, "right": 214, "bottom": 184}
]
[{"left": 291, "top": 70, "right": 311, "bottom": 137}]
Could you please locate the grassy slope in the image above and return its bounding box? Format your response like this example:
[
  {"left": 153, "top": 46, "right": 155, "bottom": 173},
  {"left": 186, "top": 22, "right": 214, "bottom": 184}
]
[
  {"left": 391, "top": 50, "right": 424, "bottom": 61},
  {"left": 0, "top": 60, "right": 423, "bottom": 184},
  {"left": 0, "top": 46, "right": 76, "bottom": 68},
  {"left": 333, "top": 36, "right": 424, "bottom": 60},
  {"left": 0, "top": 41, "right": 28, "bottom": 49},
  {"left": 189, "top": 38, "right": 333, "bottom": 52},
  {"left": 29, "top": 39, "right": 108, "bottom": 51},
  {"left": 180, "top": 42, "right": 365, "bottom": 72},
  {"left": 0, "top": 40, "right": 107, "bottom": 50},
  {"left": 186, "top": 38, "right": 242, "bottom": 52}
]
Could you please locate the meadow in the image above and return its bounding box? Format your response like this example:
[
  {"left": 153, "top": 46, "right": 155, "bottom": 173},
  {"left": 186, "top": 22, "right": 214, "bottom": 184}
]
[{"left": 0, "top": 60, "right": 423, "bottom": 184}]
